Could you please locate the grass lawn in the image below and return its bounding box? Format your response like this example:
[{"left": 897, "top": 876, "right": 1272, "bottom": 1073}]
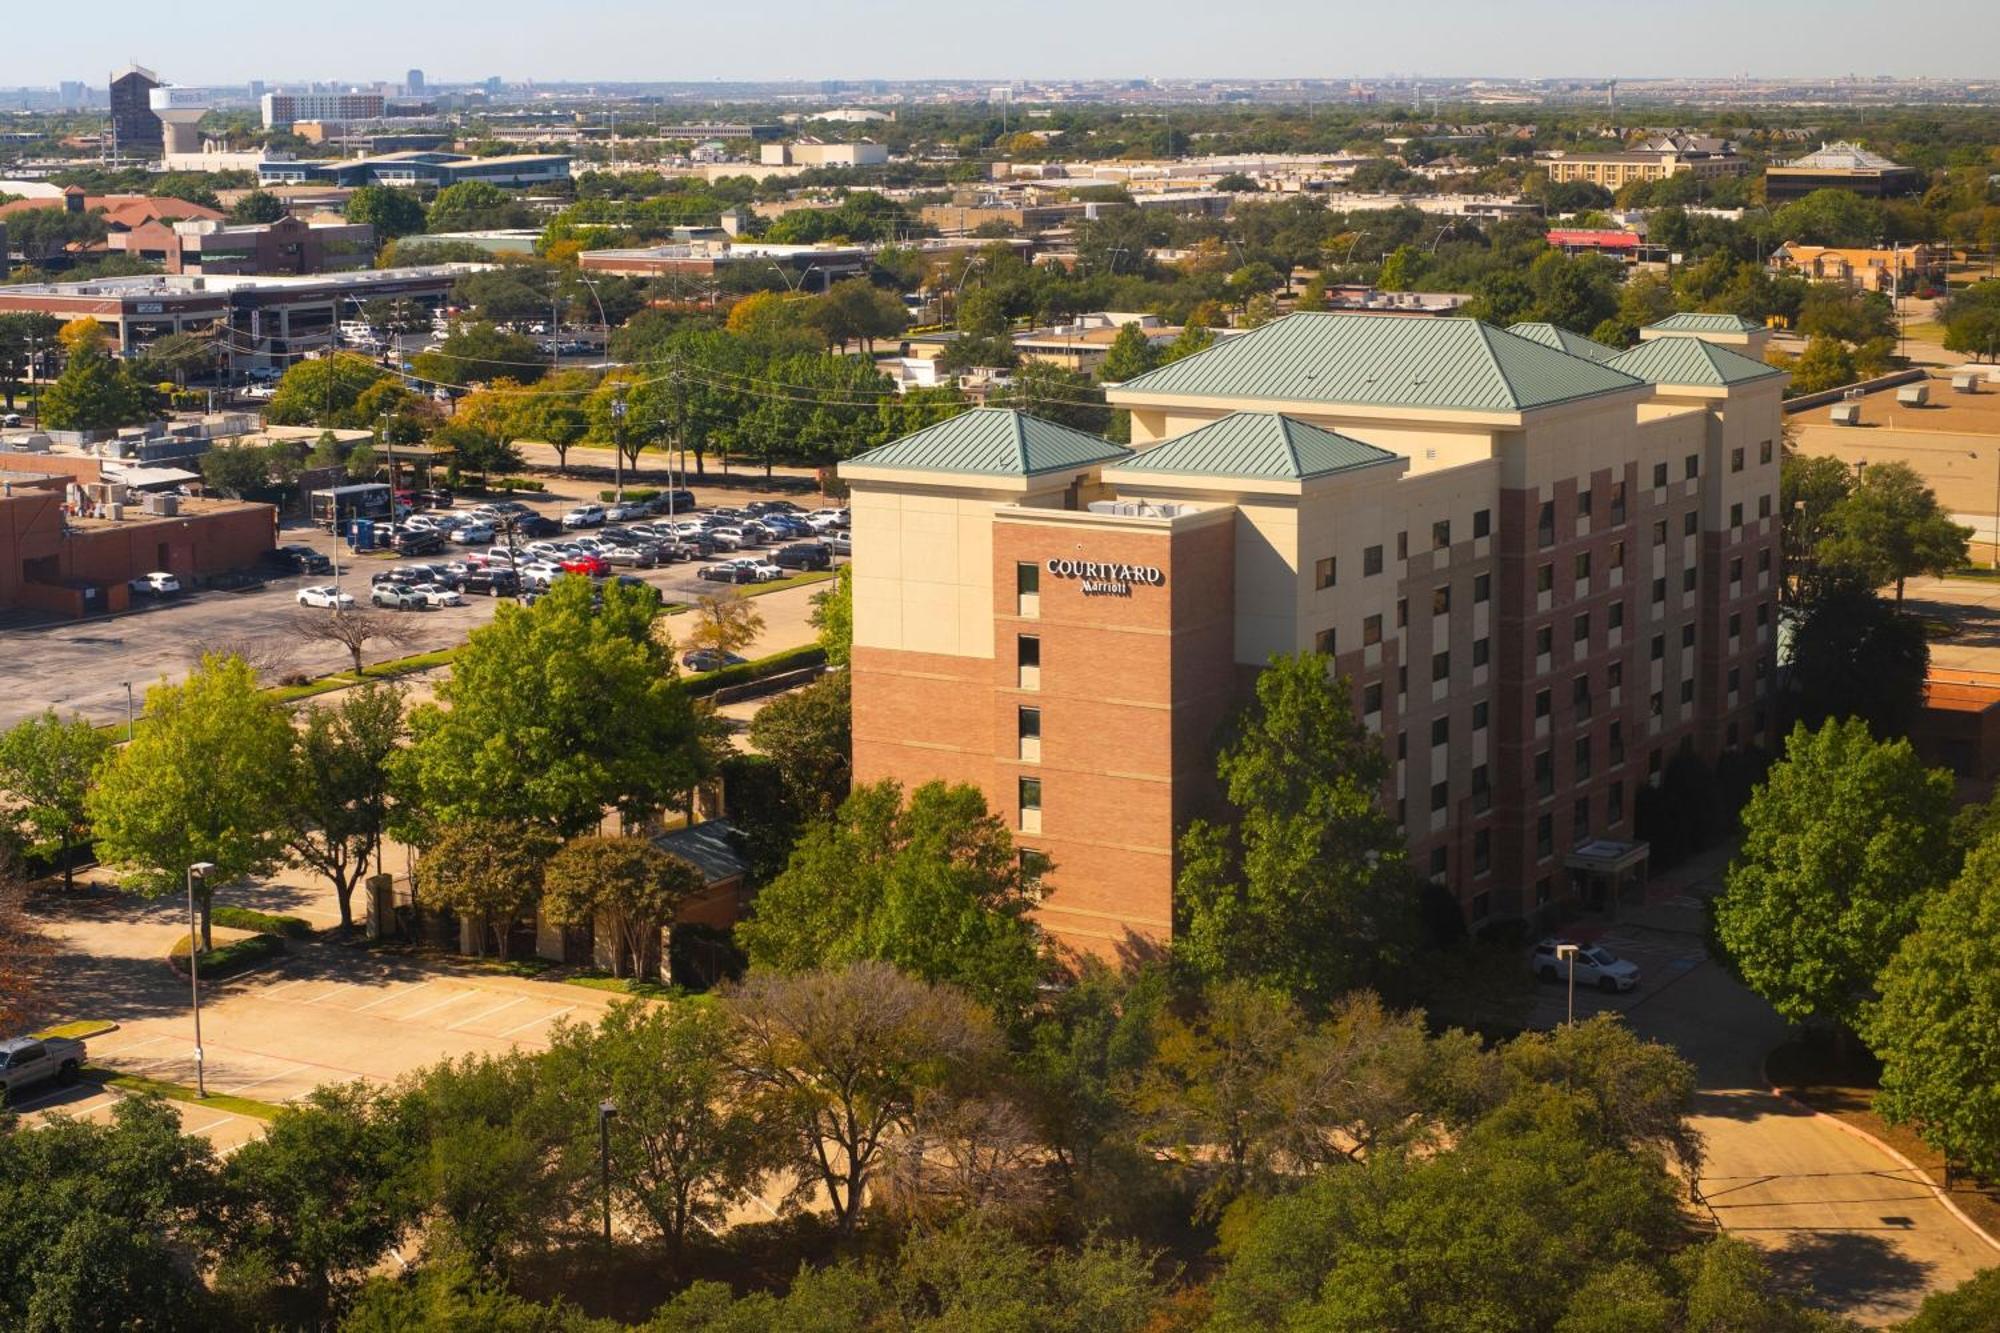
[
  {"left": 1767, "top": 1036, "right": 2000, "bottom": 1242},
  {"left": 563, "top": 972, "right": 682, "bottom": 1000},
  {"left": 33, "top": 1020, "right": 116, "bottom": 1041},
  {"left": 85, "top": 1068, "right": 284, "bottom": 1121}
]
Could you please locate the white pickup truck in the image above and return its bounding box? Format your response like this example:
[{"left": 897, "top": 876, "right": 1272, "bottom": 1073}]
[{"left": 0, "top": 1036, "right": 85, "bottom": 1105}]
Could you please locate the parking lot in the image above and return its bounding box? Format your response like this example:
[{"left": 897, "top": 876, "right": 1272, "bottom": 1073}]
[
  {"left": 1519, "top": 902, "right": 1711, "bottom": 1029},
  {"left": 0, "top": 476, "right": 844, "bottom": 731}
]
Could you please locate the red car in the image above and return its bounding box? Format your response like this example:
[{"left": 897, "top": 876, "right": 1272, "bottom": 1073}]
[{"left": 560, "top": 553, "right": 609, "bottom": 577}]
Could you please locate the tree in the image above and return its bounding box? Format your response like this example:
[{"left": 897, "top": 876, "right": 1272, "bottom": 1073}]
[
  {"left": 543, "top": 1001, "right": 769, "bottom": 1250},
  {"left": 992, "top": 362, "right": 1112, "bottom": 435},
  {"left": 0, "top": 312, "right": 61, "bottom": 411},
  {"left": 1786, "top": 579, "right": 1929, "bottom": 737},
  {"left": 728, "top": 963, "right": 1001, "bottom": 1235},
  {"left": 1941, "top": 279, "right": 2000, "bottom": 361},
  {"left": 540, "top": 836, "right": 702, "bottom": 979},
  {"left": 217, "top": 1083, "right": 422, "bottom": 1322},
  {"left": 396, "top": 577, "right": 707, "bottom": 837},
  {"left": 227, "top": 189, "right": 286, "bottom": 224},
  {"left": 1863, "top": 836, "right": 2000, "bottom": 1182},
  {"left": 1903, "top": 1266, "right": 2000, "bottom": 1332},
  {"left": 284, "top": 683, "right": 404, "bottom": 932},
  {"left": 284, "top": 607, "right": 412, "bottom": 676},
  {"left": 344, "top": 185, "right": 428, "bottom": 240},
  {"left": 266, "top": 353, "right": 390, "bottom": 428},
  {"left": 806, "top": 278, "right": 908, "bottom": 352},
  {"left": 198, "top": 441, "right": 269, "bottom": 498},
  {"left": 810, "top": 562, "right": 852, "bottom": 667},
  {"left": 1157, "top": 320, "right": 1214, "bottom": 364},
  {"left": 1773, "top": 188, "right": 1883, "bottom": 248},
  {"left": 1780, "top": 450, "right": 1857, "bottom": 605},
  {"left": 1098, "top": 321, "right": 1159, "bottom": 382},
  {"left": 683, "top": 589, "right": 765, "bottom": 658},
  {"left": 1785, "top": 335, "right": 1857, "bottom": 395},
  {"left": 37, "top": 336, "right": 144, "bottom": 432},
  {"left": 746, "top": 671, "right": 851, "bottom": 822},
  {"left": 1820, "top": 461, "right": 1971, "bottom": 602},
  {"left": 87, "top": 654, "right": 297, "bottom": 949},
  {"left": 415, "top": 819, "right": 555, "bottom": 960},
  {"left": 738, "top": 780, "right": 1044, "bottom": 1020},
  {"left": 1556, "top": 1238, "right": 1846, "bottom": 1333},
  {"left": 0, "top": 710, "right": 111, "bottom": 891},
  {"left": 1716, "top": 718, "right": 1955, "bottom": 1031},
  {"left": 1176, "top": 652, "right": 1413, "bottom": 1007},
  {"left": 426, "top": 180, "right": 530, "bottom": 234},
  {"left": 411, "top": 322, "right": 545, "bottom": 389}
]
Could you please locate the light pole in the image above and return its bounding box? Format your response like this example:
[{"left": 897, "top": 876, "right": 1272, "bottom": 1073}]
[
  {"left": 1555, "top": 942, "right": 1579, "bottom": 1026},
  {"left": 598, "top": 1099, "right": 618, "bottom": 1247},
  {"left": 187, "top": 861, "right": 215, "bottom": 1097},
  {"left": 610, "top": 392, "right": 627, "bottom": 501},
  {"left": 122, "top": 681, "right": 134, "bottom": 741}
]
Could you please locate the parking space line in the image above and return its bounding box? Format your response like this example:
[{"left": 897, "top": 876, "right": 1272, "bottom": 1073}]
[
  {"left": 447, "top": 995, "right": 529, "bottom": 1031},
  {"left": 398, "top": 989, "right": 482, "bottom": 1022},
  {"left": 496, "top": 1004, "right": 573, "bottom": 1039},
  {"left": 258, "top": 978, "right": 315, "bottom": 1000},
  {"left": 89, "top": 1033, "right": 169, "bottom": 1059},
  {"left": 304, "top": 984, "right": 356, "bottom": 1005},
  {"left": 184, "top": 1116, "right": 239, "bottom": 1138},
  {"left": 223, "top": 1064, "right": 307, "bottom": 1096},
  {"left": 351, "top": 980, "right": 430, "bottom": 1012}
]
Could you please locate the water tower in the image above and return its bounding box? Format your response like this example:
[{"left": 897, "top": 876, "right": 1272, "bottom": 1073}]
[{"left": 148, "top": 85, "right": 212, "bottom": 157}]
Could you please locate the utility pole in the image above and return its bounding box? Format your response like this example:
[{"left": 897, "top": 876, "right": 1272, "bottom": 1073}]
[{"left": 610, "top": 389, "right": 627, "bottom": 500}]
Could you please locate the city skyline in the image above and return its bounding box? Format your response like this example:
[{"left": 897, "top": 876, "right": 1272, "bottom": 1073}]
[{"left": 11, "top": 0, "right": 1998, "bottom": 89}]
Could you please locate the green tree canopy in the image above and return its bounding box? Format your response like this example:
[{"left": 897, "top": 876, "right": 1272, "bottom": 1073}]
[
  {"left": 411, "top": 322, "right": 546, "bottom": 389},
  {"left": 37, "top": 337, "right": 145, "bottom": 432},
  {"left": 745, "top": 670, "right": 852, "bottom": 823},
  {"left": 283, "top": 682, "right": 405, "bottom": 931},
  {"left": 414, "top": 818, "right": 556, "bottom": 960},
  {"left": 540, "top": 835, "right": 703, "bottom": 979},
  {"left": 0, "top": 709, "right": 111, "bottom": 890},
  {"left": 427, "top": 180, "right": 531, "bottom": 234},
  {"left": 1786, "top": 578, "right": 1929, "bottom": 738},
  {"left": 265, "top": 353, "right": 392, "bottom": 428},
  {"left": 344, "top": 184, "right": 429, "bottom": 240},
  {"left": 1819, "top": 460, "right": 1971, "bottom": 601},
  {"left": 227, "top": 189, "right": 286, "bottom": 224}
]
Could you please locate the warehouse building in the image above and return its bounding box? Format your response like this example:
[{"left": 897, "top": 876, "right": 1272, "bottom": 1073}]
[{"left": 841, "top": 313, "right": 1784, "bottom": 955}]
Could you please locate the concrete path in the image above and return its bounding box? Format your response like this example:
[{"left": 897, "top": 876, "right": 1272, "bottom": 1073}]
[{"left": 1618, "top": 855, "right": 1998, "bottom": 1325}]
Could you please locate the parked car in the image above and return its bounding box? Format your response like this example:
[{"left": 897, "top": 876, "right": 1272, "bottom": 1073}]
[
  {"left": 1531, "top": 939, "right": 1642, "bottom": 993},
  {"left": 0, "top": 1036, "right": 84, "bottom": 1104},
  {"left": 260, "top": 546, "right": 331, "bottom": 575},
  {"left": 448, "top": 521, "right": 495, "bottom": 545},
  {"left": 808, "top": 508, "right": 850, "bottom": 530},
  {"left": 604, "top": 500, "right": 651, "bottom": 522},
  {"left": 371, "top": 584, "right": 426, "bottom": 610},
  {"left": 560, "top": 553, "right": 610, "bottom": 577},
  {"left": 510, "top": 513, "right": 561, "bottom": 538},
  {"left": 127, "top": 571, "right": 182, "bottom": 597},
  {"left": 827, "top": 531, "right": 852, "bottom": 556},
  {"left": 392, "top": 528, "right": 446, "bottom": 556},
  {"left": 562, "top": 504, "right": 606, "bottom": 528},
  {"left": 774, "top": 541, "right": 832, "bottom": 571},
  {"left": 702, "top": 528, "right": 747, "bottom": 552},
  {"left": 518, "top": 561, "right": 562, "bottom": 589},
  {"left": 747, "top": 499, "right": 803, "bottom": 517},
  {"left": 457, "top": 566, "right": 520, "bottom": 597},
  {"left": 681, "top": 649, "right": 748, "bottom": 672},
  {"left": 414, "top": 487, "right": 454, "bottom": 508},
  {"left": 297, "top": 584, "right": 356, "bottom": 609},
  {"left": 408, "top": 582, "right": 464, "bottom": 608},
  {"left": 700, "top": 557, "right": 781, "bottom": 583},
  {"left": 597, "top": 544, "right": 657, "bottom": 568}
]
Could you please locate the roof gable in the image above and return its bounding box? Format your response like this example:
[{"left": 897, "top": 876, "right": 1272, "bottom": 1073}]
[
  {"left": 1646, "top": 312, "right": 1763, "bottom": 334},
  {"left": 1113, "top": 412, "right": 1398, "bottom": 481},
  {"left": 1608, "top": 335, "right": 1785, "bottom": 388},
  {"left": 1114, "top": 313, "right": 1643, "bottom": 414},
  {"left": 1506, "top": 321, "right": 1623, "bottom": 364},
  {"left": 846, "top": 407, "right": 1131, "bottom": 478}
]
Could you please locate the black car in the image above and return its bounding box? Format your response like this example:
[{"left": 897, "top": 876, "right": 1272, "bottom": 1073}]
[
  {"left": 774, "top": 541, "right": 832, "bottom": 571},
  {"left": 261, "top": 545, "right": 332, "bottom": 575},
  {"left": 415, "top": 487, "right": 454, "bottom": 508},
  {"left": 393, "top": 528, "right": 446, "bottom": 555},
  {"left": 509, "top": 514, "right": 561, "bottom": 539},
  {"left": 456, "top": 567, "right": 520, "bottom": 597},
  {"left": 655, "top": 489, "right": 697, "bottom": 514},
  {"left": 747, "top": 499, "right": 803, "bottom": 517}
]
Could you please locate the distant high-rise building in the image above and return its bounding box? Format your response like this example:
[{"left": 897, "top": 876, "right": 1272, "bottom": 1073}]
[
  {"left": 249, "top": 80, "right": 266, "bottom": 101},
  {"left": 406, "top": 68, "right": 425, "bottom": 94},
  {"left": 261, "top": 91, "right": 386, "bottom": 130},
  {"left": 108, "top": 65, "right": 163, "bottom": 156},
  {"left": 483, "top": 76, "right": 503, "bottom": 96},
  {"left": 58, "top": 81, "right": 85, "bottom": 108}
]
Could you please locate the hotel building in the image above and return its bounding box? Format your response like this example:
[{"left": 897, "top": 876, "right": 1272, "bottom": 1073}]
[{"left": 841, "top": 313, "right": 1785, "bottom": 956}]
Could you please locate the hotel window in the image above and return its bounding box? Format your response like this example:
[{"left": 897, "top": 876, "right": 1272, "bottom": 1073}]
[
  {"left": 1610, "top": 482, "right": 1626, "bottom": 523},
  {"left": 1315, "top": 556, "right": 1337, "bottom": 590},
  {"left": 1730, "top": 502, "right": 1743, "bottom": 528},
  {"left": 1683, "top": 510, "right": 1698, "bottom": 536},
  {"left": 1685, "top": 453, "right": 1699, "bottom": 480},
  {"left": 1473, "top": 637, "right": 1490, "bottom": 667},
  {"left": 1432, "top": 650, "right": 1451, "bottom": 682},
  {"left": 1431, "top": 716, "right": 1450, "bottom": 746},
  {"left": 1474, "top": 828, "right": 1491, "bottom": 875},
  {"left": 1536, "top": 625, "right": 1553, "bottom": 657},
  {"left": 1018, "top": 706, "right": 1041, "bottom": 762},
  {"left": 1653, "top": 461, "right": 1669, "bottom": 488},
  {"left": 1474, "top": 572, "right": 1491, "bottom": 603},
  {"left": 1680, "top": 678, "right": 1696, "bottom": 704},
  {"left": 1574, "top": 797, "right": 1591, "bottom": 838},
  {"left": 1536, "top": 875, "right": 1553, "bottom": 906},
  {"left": 1399, "top": 665, "right": 1408, "bottom": 694},
  {"left": 1610, "top": 719, "right": 1626, "bottom": 765},
  {"left": 1535, "top": 750, "right": 1554, "bottom": 797},
  {"left": 1018, "top": 777, "right": 1042, "bottom": 833},
  {"left": 1363, "top": 681, "right": 1383, "bottom": 714},
  {"left": 1473, "top": 700, "right": 1489, "bottom": 731},
  {"left": 1610, "top": 540, "right": 1625, "bottom": 569},
  {"left": 1433, "top": 519, "right": 1451, "bottom": 550},
  {"left": 1018, "top": 849, "right": 1050, "bottom": 879},
  {"left": 1573, "top": 612, "right": 1590, "bottom": 643},
  {"left": 1472, "top": 764, "right": 1491, "bottom": 813},
  {"left": 1575, "top": 736, "right": 1593, "bottom": 779},
  {"left": 1729, "top": 666, "right": 1742, "bottom": 694},
  {"left": 1652, "top": 577, "right": 1668, "bottom": 605},
  {"left": 1728, "top": 612, "right": 1741, "bottom": 639},
  {"left": 1683, "top": 567, "right": 1698, "bottom": 592},
  {"left": 1017, "top": 635, "right": 1041, "bottom": 689},
  {"left": 1756, "top": 602, "right": 1770, "bottom": 628},
  {"left": 1474, "top": 508, "right": 1491, "bottom": 538},
  {"left": 1652, "top": 519, "right": 1667, "bottom": 546},
  {"left": 1397, "top": 598, "right": 1408, "bottom": 628},
  {"left": 1430, "top": 780, "right": 1449, "bottom": 813},
  {"left": 1650, "top": 691, "right": 1664, "bottom": 718},
  {"left": 1758, "top": 547, "right": 1772, "bottom": 573},
  {"left": 1608, "top": 661, "right": 1623, "bottom": 691},
  {"left": 1537, "top": 563, "right": 1554, "bottom": 594},
  {"left": 1574, "top": 674, "right": 1592, "bottom": 720},
  {"left": 1535, "top": 688, "right": 1552, "bottom": 720},
  {"left": 1363, "top": 614, "right": 1383, "bottom": 646},
  {"left": 1608, "top": 601, "right": 1624, "bottom": 630},
  {"left": 1364, "top": 544, "right": 1384, "bottom": 576},
  {"left": 1731, "top": 446, "right": 1745, "bottom": 474},
  {"left": 1016, "top": 562, "right": 1041, "bottom": 616},
  {"left": 1315, "top": 628, "right": 1337, "bottom": 655},
  {"left": 1538, "top": 501, "right": 1556, "bottom": 547},
  {"left": 1397, "top": 531, "right": 1408, "bottom": 560},
  {"left": 1682, "top": 624, "right": 1696, "bottom": 649},
  {"left": 1574, "top": 552, "right": 1591, "bottom": 581},
  {"left": 1760, "top": 439, "right": 1774, "bottom": 465},
  {"left": 1433, "top": 585, "right": 1451, "bottom": 616},
  {"left": 1577, "top": 487, "right": 1593, "bottom": 520},
  {"left": 1759, "top": 494, "right": 1772, "bottom": 520},
  {"left": 1537, "top": 814, "right": 1555, "bottom": 858},
  {"left": 1429, "top": 847, "right": 1448, "bottom": 880},
  {"left": 1397, "top": 731, "right": 1407, "bottom": 760},
  {"left": 1609, "top": 781, "right": 1624, "bottom": 824},
  {"left": 1729, "top": 556, "right": 1744, "bottom": 583},
  {"left": 1651, "top": 633, "right": 1665, "bottom": 661}
]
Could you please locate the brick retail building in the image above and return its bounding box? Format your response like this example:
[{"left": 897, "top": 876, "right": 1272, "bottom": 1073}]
[{"left": 841, "top": 313, "right": 1784, "bottom": 957}]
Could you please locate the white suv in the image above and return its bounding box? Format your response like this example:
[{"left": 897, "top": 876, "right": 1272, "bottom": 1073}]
[
  {"left": 1531, "top": 939, "right": 1641, "bottom": 993},
  {"left": 562, "top": 504, "right": 606, "bottom": 529}
]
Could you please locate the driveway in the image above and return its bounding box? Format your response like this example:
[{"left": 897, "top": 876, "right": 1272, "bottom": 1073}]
[{"left": 1607, "top": 861, "right": 2000, "bottom": 1325}]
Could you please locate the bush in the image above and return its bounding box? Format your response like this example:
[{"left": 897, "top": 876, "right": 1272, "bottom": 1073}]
[
  {"left": 489, "top": 476, "right": 546, "bottom": 492},
  {"left": 210, "top": 906, "right": 313, "bottom": 939},
  {"left": 168, "top": 932, "right": 286, "bottom": 978},
  {"left": 599, "top": 487, "right": 660, "bottom": 502},
  {"left": 683, "top": 644, "right": 826, "bottom": 698}
]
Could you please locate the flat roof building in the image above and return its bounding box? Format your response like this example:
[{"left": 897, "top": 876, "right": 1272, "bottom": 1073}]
[
  {"left": 108, "top": 214, "right": 376, "bottom": 276},
  {"left": 1765, "top": 141, "right": 1921, "bottom": 203},
  {"left": 261, "top": 91, "right": 386, "bottom": 130},
  {"left": 258, "top": 151, "right": 570, "bottom": 190},
  {"left": 843, "top": 312, "right": 1785, "bottom": 953},
  {"left": 1543, "top": 134, "right": 1747, "bottom": 190}
]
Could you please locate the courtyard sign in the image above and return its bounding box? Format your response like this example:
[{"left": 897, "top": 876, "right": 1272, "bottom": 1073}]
[{"left": 1045, "top": 557, "right": 1166, "bottom": 598}]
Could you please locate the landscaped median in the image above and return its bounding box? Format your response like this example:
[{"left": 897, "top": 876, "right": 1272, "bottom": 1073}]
[
  {"left": 168, "top": 909, "right": 311, "bottom": 979},
  {"left": 81, "top": 1068, "right": 284, "bottom": 1121}
]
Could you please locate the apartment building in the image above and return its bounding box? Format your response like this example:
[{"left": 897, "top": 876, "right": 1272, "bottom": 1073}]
[
  {"left": 1543, "top": 134, "right": 1747, "bottom": 190},
  {"left": 842, "top": 313, "right": 1784, "bottom": 956},
  {"left": 260, "top": 92, "right": 386, "bottom": 130}
]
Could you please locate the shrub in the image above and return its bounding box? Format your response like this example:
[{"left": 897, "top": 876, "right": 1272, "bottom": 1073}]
[
  {"left": 489, "top": 476, "right": 546, "bottom": 492},
  {"left": 210, "top": 906, "right": 313, "bottom": 939},
  {"left": 683, "top": 644, "right": 826, "bottom": 697},
  {"left": 168, "top": 932, "right": 286, "bottom": 977},
  {"left": 599, "top": 487, "right": 661, "bottom": 502}
]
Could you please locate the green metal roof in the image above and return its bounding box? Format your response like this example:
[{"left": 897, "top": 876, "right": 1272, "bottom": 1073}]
[
  {"left": 1506, "top": 321, "right": 1623, "bottom": 364},
  {"left": 1607, "top": 335, "right": 1787, "bottom": 388},
  {"left": 1114, "top": 313, "right": 1644, "bottom": 414},
  {"left": 1646, "top": 312, "right": 1765, "bottom": 333},
  {"left": 1111, "top": 412, "right": 1399, "bottom": 481},
  {"left": 845, "top": 407, "right": 1131, "bottom": 478}
]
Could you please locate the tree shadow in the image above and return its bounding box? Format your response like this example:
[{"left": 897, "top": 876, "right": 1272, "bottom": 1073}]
[
  {"left": 1765, "top": 1227, "right": 1935, "bottom": 1315},
  {"left": 1690, "top": 1085, "right": 1816, "bottom": 1125}
]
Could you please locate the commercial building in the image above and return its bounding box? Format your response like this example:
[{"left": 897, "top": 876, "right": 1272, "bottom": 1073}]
[
  {"left": 843, "top": 312, "right": 1784, "bottom": 953},
  {"left": 1767, "top": 242, "right": 1940, "bottom": 294},
  {"left": 108, "top": 66, "right": 162, "bottom": 156},
  {"left": 1543, "top": 134, "right": 1746, "bottom": 191},
  {"left": 0, "top": 264, "right": 481, "bottom": 368},
  {"left": 759, "top": 140, "right": 889, "bottom": 168},
  {"left": 258, "top": 150, "right": 570, "bottom": 190},
  {"left": 1765, "top": 141, "right": 1921, "bottom": 202},
  {"left": 576, "top": 240, "right": 869, "bottom": 291},
  {"left": 260, "top": 91, "right": 386, "bottom": 130},
  {"left": 108, "top": 214, "right": 375, "bottom": 276}
]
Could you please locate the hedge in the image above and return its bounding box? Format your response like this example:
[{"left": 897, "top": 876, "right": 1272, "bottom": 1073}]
[
  {"left": 684, "top": 644, "right": 827, "bottom": 698},
  {"left": 490, "top": 477, "right": 548, "bottom": 493},
  {"left": 599, "top": 487, "right": 663, "bottom": 503},
  {"left": 168, "top": 932, "right": 286, "bottom": 978},
  {"left": 210, "top": 907, "right": 314, "bottom": 939}
]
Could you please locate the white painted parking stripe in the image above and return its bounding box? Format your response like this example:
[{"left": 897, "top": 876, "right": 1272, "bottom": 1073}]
[
  {"left": 398, "top": 989, "right": 482, "bottom": 1021},
  {"left": 447, "top": 995, "right": 529, "bottom": 1031},
  {"left": 89, "top": 1033, "right": 169, "bottom": 1058},
  {"left": 351, "top": 980, "right": 430, "bottom": 1012},
  {"left": 496, "top": 1004, "right": 572, "bottom": 1039},
  {"left": 184, "top": 1116, "right": 237, "bottom": 1137},
  {"left": 223, "top": 1064, "right": 306, "bottom": 1096},
  {"left": 304, "top": 984, "right": 355, "bottom": 1004},
  {"left": 258, "top": 978, "right": 314, "bottom": 999}
]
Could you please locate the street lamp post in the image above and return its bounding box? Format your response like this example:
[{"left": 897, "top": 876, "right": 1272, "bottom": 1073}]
[
  {"left": 187, "top": 861, "right": 216, "bottom": 1097},
  {"left": 610, "top": 393, "right": 627, "bottom": 501},
  {"left": 122, "top": 681, "right": 134, "bottom": 742},
  {"left": 598, "top": 1099, "right": 618, "bottom": 1247},
  {"left": 1555, "top": 942, "right": 1579, "bottom": 1026}
]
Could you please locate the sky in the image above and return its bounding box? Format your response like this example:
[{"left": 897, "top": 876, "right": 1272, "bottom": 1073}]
[{"left": 23, "top": 0, "right": 2000, "bottom": 87}]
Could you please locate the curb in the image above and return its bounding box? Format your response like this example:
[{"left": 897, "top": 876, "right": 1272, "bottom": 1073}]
[{"left": 1761, "top": 1050, "right": 2000, "bottom": 1256}]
